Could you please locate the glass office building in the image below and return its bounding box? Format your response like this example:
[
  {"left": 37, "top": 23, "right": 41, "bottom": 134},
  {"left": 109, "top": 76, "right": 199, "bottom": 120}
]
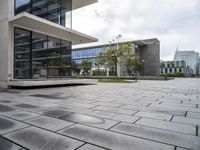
[
  {"left": 72, "top": 39, "right": 161, "bottom": 76},
  {"left": 72, "top": 46, "right": 104, "bottom": 67},
  {"left": 0, "top": 0, "right": 97, "bottom": 87},
  {"left": 14, "top": 0, "right": 72, "bottom": 79},
  {"left": 15, "top": 0, "right": 72, "bottom": 28}
]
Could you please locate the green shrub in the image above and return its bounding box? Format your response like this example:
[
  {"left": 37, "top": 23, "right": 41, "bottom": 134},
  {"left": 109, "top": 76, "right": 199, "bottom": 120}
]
[
  {"left": 161, "top": 72, "right": 185, "bottom": 77},
  {"left": 92, "top": 70, "right": 107, "bottom": 76},
  {"left": 98, "top": 79, "right": 135, "bottom": 83}
]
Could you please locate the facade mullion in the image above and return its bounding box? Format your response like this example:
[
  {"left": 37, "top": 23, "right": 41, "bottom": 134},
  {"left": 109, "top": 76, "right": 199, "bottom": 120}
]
[
  {"left": 30, "top": 31, "right": 32, "bottom": 79},
  {"left": 47, "top": 35, "right": 49, "bottom": 79}
]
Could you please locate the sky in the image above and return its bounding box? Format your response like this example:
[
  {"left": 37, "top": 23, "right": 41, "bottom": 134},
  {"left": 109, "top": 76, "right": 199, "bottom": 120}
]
[{"left": 72, "top": 0, "right": 200, "bottom": 61}]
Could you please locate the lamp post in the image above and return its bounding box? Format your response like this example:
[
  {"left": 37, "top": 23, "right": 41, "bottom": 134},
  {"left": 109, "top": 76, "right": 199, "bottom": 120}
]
[
  {"left": 142, "top": 59, "right": 145, "bottom": 76},
  {"left": 116, "top": 34, "right": 122, "bottom": 78}
]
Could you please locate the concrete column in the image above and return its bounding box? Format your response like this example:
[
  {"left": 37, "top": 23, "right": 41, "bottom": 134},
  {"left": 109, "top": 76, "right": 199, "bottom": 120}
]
[
  {"left": 0, "top": 0, "right": 11, "bottom": 88},
  {"left": 107, "top": 69, "right": 109, "bottom": 77}
]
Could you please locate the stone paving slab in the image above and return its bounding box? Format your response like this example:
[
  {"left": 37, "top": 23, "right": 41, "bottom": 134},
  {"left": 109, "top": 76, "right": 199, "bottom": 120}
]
[
  {"left": 77, "top": 144, "right": 107, "bottom": 150},
  {"left": 0, "top": 104, "right": 16, "bottom": 113},
  {"left": 121, "top": 104, "right": 186, "bottom": 116},
  {"left": 24, "top": 116, "right": 74, "bottom": 132},
  {"left": 150, "top": 103, "right": 200, "bottom": 113},
  {"left": 172, "top": 116, "right": 200, "bottom": 126},
  {"left": 3, "top": 110, "right": 40, "bottom": 121},
  {"left": 59, "top": 124, "right": 174, "bottom": 150},
  {"left": 114, "top": 100, "right": 151, "bottom": 107},
  {"left": 112, "top": 114, "right": 140, "bottom": 123},
  {"left": 135, "top": 118, "right": 196, "bottom": 135},
  {"left": 111, "top": 123, "right": 200, "bottom": 150},
  {"left": 42, "top": 109, "right": 73, "bottom": 118},
  {"left": 0, "top": 116, "right": 29, "bottom": 135},
  {"left": 62, "top": 102, "right": 97, "bottom": 109},
  {"left": 92, "top": 106, "right": 137, "bottom": 115},
  {"left": 14, "top": 103, "right": 45, "bottom": 111},
  {"left": 57, "top": 106, "right": 95, "bottom": 115},
  {"left": 186, "top": 112, "right": 200, "bottom": 119},
  {"left": 91, "top": 101, "right": 124, "bottom": 108},
  {"left": 90, "top": 110, "right": 118, "bottom": 119},
  {"left": 4, "top": 127, "right": 83, "bottom": 150},
  {"left": 161, "top": 102, "right": 197, "bottom": 108},
  {"left": 134, "top": 111, "right": 172, "bottom": 121},
  {"left": 60, "top": 113, "right": 119, "bottom": 129},
  {"left": 0, "top": 78, "right": 200, "bottom": 149},
  {"left": 0, "top": 136, "right": 21, "bottom": 150},
  {"left": 176, "top": 148, "right": 190, "bottom": 150}
]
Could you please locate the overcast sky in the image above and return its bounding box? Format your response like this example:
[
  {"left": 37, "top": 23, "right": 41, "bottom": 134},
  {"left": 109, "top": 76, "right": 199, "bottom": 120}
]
[{"left": 72, "top": 0, "right": 200, "bottom": 60}]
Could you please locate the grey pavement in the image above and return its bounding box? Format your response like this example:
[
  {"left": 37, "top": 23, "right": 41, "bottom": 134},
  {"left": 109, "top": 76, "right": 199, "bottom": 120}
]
[{"left": 0, "top": 78, "right": 200, "bottom": 150}]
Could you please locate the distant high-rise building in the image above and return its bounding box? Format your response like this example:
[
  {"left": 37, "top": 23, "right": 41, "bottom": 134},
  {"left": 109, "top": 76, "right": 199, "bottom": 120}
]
[
  {"left": 197, "top": 56, "right": 200, "bottom": 76},
  {"left": 174, "top": 50, "right": 199, "bottom": 76}
]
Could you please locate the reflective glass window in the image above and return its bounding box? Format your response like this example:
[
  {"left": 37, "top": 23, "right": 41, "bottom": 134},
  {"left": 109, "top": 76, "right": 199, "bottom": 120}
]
[
  {"left": 32, "top": 32, "right": 48, "bottom": 79},
  {"left": 14, "top": 27, "right": 72, "bottom": 79},
  {"left": 14, "top": 28, "right": 31, "bottom": 79},
  {"left": 47, "top": 37, "right": 61, "bottom": 69},
  {"left": 32, "top": 0, "right": 48, "bottom": 19},
  {"left": 15, "top": 0, "right": 31, "bottom": 14},
  {"left": 48, "top": 0, "right": 60, "bottom": 24},
  {"left": 15, "top": 0, "right": 72, "bottom": 27},
  {"left": 61, "top": 0, "right": 72, "bottom": 28}
]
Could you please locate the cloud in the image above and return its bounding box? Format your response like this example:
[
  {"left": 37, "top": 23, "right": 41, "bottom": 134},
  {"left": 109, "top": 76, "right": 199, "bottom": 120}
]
[{"left": 72, "top": 0, "right": 200, "bottom": 60}]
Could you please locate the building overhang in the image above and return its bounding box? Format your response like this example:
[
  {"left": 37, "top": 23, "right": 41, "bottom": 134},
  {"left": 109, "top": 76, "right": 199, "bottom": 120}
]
[
  {"left": 8, "top": 13, "right": 98, "bottom": 45},
  {"left": 72, "top": 0, "right": 98, "bottom": 10},
  {"left": 133, "top": 40, "right": 149, "bottom": 46}
]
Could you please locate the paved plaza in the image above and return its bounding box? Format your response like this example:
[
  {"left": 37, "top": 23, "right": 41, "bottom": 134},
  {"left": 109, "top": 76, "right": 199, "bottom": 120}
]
[{"left": 0, "top": 78, "right": 200, "bottom": 150}]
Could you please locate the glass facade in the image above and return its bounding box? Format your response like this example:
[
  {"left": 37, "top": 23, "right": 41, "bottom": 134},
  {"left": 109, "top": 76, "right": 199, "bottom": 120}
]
[
  {"left": 14, "top": 28, "right": 71, "bottom": 79},
  {"left": 160, "top": 61, "right": 186, "bottom": 74},
  {"left": 71, "top": 44, "right": 138, "bottom": 76},
  {"left": 15, "top": 0, "right": 72, "bottom": 28},
  {"left": 72, "top": 47, "right": 104, "bottom": 59},
  {"left": 72, "top": 47, "right": 105, "bottom": 69}
]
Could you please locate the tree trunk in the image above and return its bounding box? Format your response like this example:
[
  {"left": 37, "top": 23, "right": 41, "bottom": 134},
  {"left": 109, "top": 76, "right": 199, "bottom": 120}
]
[{"left": 117, "top": 57, "right": 121, "bottom": 78}]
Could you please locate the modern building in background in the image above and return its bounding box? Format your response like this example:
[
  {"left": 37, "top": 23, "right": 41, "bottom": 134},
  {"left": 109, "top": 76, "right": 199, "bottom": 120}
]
[
  {"left": 197, "top": 56, "right": 200, "bottom": 76},
  {"left": 72, "top": 38, "right": 160, "bottom": 76},
  {"left": 0, "top": 0, "right": 98, "bottom": 88},
  {"left": 174, "top": 50, "right": 199, "bottom": 76},
  {"left": 160, "top": 60, "right": 186, "bottom": 75}
]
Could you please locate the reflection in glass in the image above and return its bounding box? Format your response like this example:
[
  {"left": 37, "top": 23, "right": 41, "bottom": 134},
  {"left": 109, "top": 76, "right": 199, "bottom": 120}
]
[
  {"left": 15, "top": 0, "right": 72, "bottom": 28},
  {"left": 61, "top": 0, "right": 72, "bottom": 28},
  {"left": 14, "top": 27, "right": 72, "bottom": 79},
  {"left": 47, "top": 37, "right": 61, "bottom": 77},
  {"left": 15, "top": 0, "right": 31, "bottom": 14},
  {"left": 32, "top": 32, "right": 48, "bottom": 79},
  {"left": 32, "top": 0, "right": 48, "bottom": 19},
  {"left": 48, "top": 0, "right": 60, "bottom": 24},
  {"left": 14, "top": 28, "right": 31, "bottom": 79}
]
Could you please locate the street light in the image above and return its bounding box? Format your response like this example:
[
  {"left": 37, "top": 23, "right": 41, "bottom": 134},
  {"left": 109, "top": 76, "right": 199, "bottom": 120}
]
[{"left": 142, "top": 59, "right": 145, "bottom": 76}]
